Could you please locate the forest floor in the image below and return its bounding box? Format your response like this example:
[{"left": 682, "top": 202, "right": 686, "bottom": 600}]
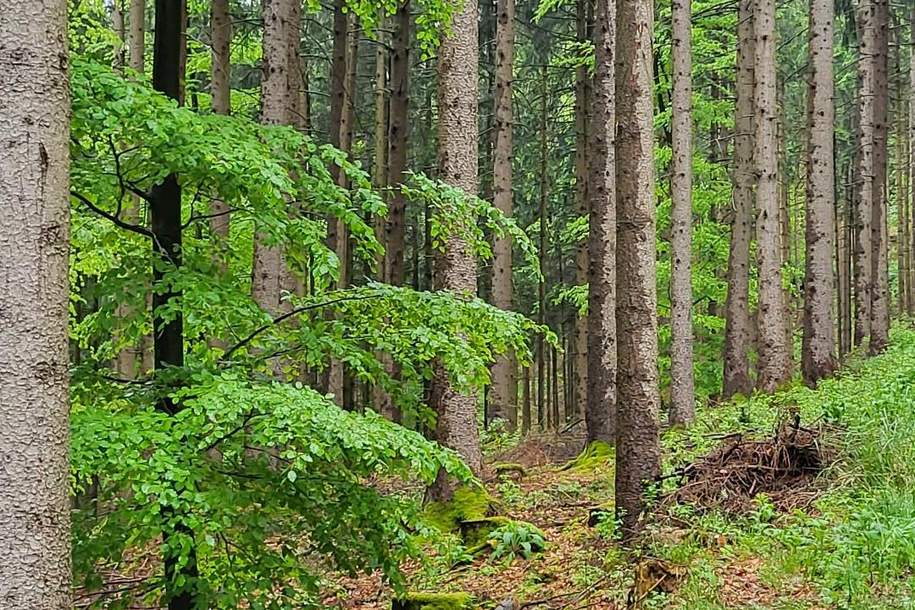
[{"left": 329, "top": 326, "right": 915, "bottom": 610}]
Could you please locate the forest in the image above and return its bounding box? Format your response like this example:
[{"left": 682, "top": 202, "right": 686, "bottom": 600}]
[{"left": 3, "top": 0, "right": 915, "bottom": 607}]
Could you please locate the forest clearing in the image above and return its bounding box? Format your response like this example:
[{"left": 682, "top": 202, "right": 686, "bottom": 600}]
[{"left": 3, "top": 0, "right": 915, "bottom": 608}]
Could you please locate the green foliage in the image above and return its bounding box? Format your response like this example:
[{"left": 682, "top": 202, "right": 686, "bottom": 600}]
[
  {"left": 423, "top": 485, "right": 495, "bottom": 533},
  {"left": 392, "top": 591, "right": 475, "bottom": 610},
  {"left": 488, "top": 521, "right": 547, "bottom": 562},
  {"left": 561, "top": 441, "right": 615, "bottom": 472}
]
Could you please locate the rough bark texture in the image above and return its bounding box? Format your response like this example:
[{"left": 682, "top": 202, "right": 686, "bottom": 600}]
[
  {"left": 854, "top": 0, "right": 875, "bottom": 347},
  {"left": 869, "top": 0, "right": 890, "bottom": 354},
  {"left": 801, "top": 0, "right": 837, "bottom": 387},
  {"left": 669, "top": 0, "right": 695, "bottom": 424},
  {"left": 386, "top": 0, "right": 410, "bottom": 287},
  {"left": 489, "top": 0, "right": 517, "bottom": 429},
  {"left": 573, "top": 0, "right": 590, "bottom": 423},
  {"left": 585, "top": 0, "right": 617, "bottom": 445},
  {"left": 252, "top": 0, "right": 293, "bottom": 316},
  {"left": 210, "top": 0, "right": 231, "bottom": 239},
  {"left": 0, "top": 1, "right": 71, "bottom": 606},
  {"left": 615, "top": 0, "right": 660, "bottom": 538},
  {"left": 909, "top": 2, "right": 915, "bottom": 317},
  {"left": 753, "top": 0, "right": 792, "bottom": 393},
  {"left": 723, "top": 0, "right": 755, "bottom": 398},
  {"left": 428, "top": 0, "right": 482, "bottom": 501}
]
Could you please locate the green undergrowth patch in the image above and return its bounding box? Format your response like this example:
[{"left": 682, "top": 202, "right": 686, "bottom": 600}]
[
  {"left": 561, "top": 440, "right": 614, "bottom": 472},
  {"left": 654, "top": 326, "right": 915, "bottom": 609},
  {"left": 423, "top": 485, "right": 497, "bottom": 534},
  {"left": 392, "top": 591, "right": 475, "bottom": 610}
]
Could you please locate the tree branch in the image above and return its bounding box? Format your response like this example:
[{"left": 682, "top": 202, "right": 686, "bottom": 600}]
[{"left": 71, "top": 190, "right": 153, "bottom": 237}]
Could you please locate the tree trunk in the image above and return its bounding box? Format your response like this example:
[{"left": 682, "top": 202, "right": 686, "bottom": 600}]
[
  {"left": 854, "top": 0, "right": 876, "bottom": 347},
  {"left": 573, "top": 0, "right": 590, "bottom": 423},
  {"left": 210, "top": 0, "right": 231, "bottom": 239},
  {"left": 129, "top": 0, "right": 145, "bottom": 73},
  {"left": 801, "top": 0, "right": 837, "bottom": 386},
  {"left": 372, "top": 11, "right": 389, "bottom": 271},
  {"left": 669, "top": 0, "right": 695, "bottom": 423},
  {"left": 428, "top": 0, "right": 482, "bottom": 501},
  {"left": 753, "top": 0, "right": 792, "bottom": 392},
  {"left": 615, "top": 0, "right": 661, "bottom": 538},
  {"left": 537, "top": 63, "right": 549, "bottom": 431},
  {"left": 723, "top": 0, "right": 755, "bottom": 398},
  {"left": 869, "top": 0, "right": 890, "bottom": 354},
  {"left": 386, "top": 0, "right": 410, "bottom": 286},
  {"left": 489, "top": 0, "right": 517, "bottom": 430},
  {"left": 522, "top": 365, "right": 532, "bottom": 434},
  {"left": 0, "top": 1, "right": 71, "bottom": 606},
  {"left": 585, "top": 0, "right": 617, "bottom": 445},
  {"left": 909, "top": 2, "right": 915, "bottom": 317}
]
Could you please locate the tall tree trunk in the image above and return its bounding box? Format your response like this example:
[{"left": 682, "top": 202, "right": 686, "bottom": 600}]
[
  {"left": 895, "top": 24, "right": 907, "bottom": 316},
  {"left": 386, "top": 0, "right": 410, "bottom": 286},
  {"left": 112, "top": 0, "right": 127, "bottom": 69},
  {"left": 428, "top": 0, "right": 482, "bottom": 501},
  {"left": 723, "top": 0, "right": 755, "bottom": 398},
  {"left": 372, "top": 11, "right": 389, "bottom": 270},
  {"left": 753, "top": 0, "right": 792, "bottom": 392},
  {"left": 150, "top": 2, "right": 199, "bottom": 607},
  {"left": 854, "top": 0, "right": 876, "bottom": 347},
  {"left": 586, "top": 0, "right": 617, "bottom": 445},
  {"left": 869, "top": 0, "right": 890, "bottom": 354},
  {"left": 210, "top": 0, "right": 231, "bottom": 239},
  {"left": 669, "top": 0, "right": 695, "bottom": 423},
  {"left": 573, "top": 0, "right": 590, "bottom": 424},
  {"left": 615, "top": 0, "right": 660, "bottom": 538},
  {"left": 489, "top": 0, "right": 517, "bottom": 430},
  {"left": 802, "top": 0, "right": 837, "bottom": 386},
  {"left": 0, "top": 1, "right": 71, "bottom": 606},
  {"left": 909, "top": 2, "right": 915, "bottom": 317},
  {"left": 537, "top": 64, "right": 549, "bottom": 431},
  {"left": 129, "top": 0, "right": 145, "bottom": 73},
  {"left": 522, "top": 364, "right": 532, "bottom": 434}
]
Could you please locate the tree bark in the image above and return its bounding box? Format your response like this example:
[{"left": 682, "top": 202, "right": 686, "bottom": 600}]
[
  {"left": 753, "top": 0, "right": 792, "bottom": 392},
  {"left": 573, "top": 0, "right": 590, "bottom": 424},
  {"left": 854, "top": 0, "right": 876, "bottom": 347},
  {"left": 909, "top": 2, "right": 915, "bottom": 317},
  {"left": 723, "top": 0, "right": 755, "bottom": 398},
  {"left": 586, "top": 0, "right": 617, "bottom": 445},
  {"left": 669, "top": 0, "right": 695, "bottom": 423},
  {"left": 386, "top": 0, "right": 410, "bottom": 287},
  {"left": 489, "top": 0, "right": 517, "bottom": 430},
  {"left": 210, "top": 0, "right": 231, "bottom": 239},
  {"left": 428, "top": 0, "right": 482, "bottom": 501},
  {"left": 537, "top": 63, "right": 549, "bottom": 431},
  {"left": 615, "top": 0, "right": 660, "bottom": 538},
  {"left": 801, "top": 0, "right": 837, "bottom": 386},
  {"left": 869, "top": 0, "right": 890, "bottom": 354},
  {"left": 129, "top": 0, "right": 145, "bottom": 73},
  {"left": 0, "top": 1, "right": 71, "bottom": 606}
]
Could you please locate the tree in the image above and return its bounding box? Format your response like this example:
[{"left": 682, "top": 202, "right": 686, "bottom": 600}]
[
  {"left": 428, "top": 0, "right": 483, "bottom": 500},
  {"left": 669, "top": 0, "right": 695, "bottom": 423},
  {"left": 586, "top": 0, "right": 616, "bottom": 445},
  {"left": 129, "top": 0, "right": 145, "bottom": 73},
  {"left": 210, "top": 0, "right": 231, "bottom": 239},
  {"left": 723, "top": 0, "right": 755, "bottom": 399},
  {"left": 490, "top": 0, "right": 517, "bottom": 429},
  {"left": 615, "top": 0, "right": 661, "bottom": 537},
  {"left": 573, "top": 0, "right": 590, "bottom": 423},
  {"left": 386, "top": 0, "right": 410, "bottom": 287},
  {"left": 854, "top": 0, "right": 875, "bottom": 347},
  {"left": 0, "top": 1, "right": 71, "bottom": 607},
  {"left": 753, "top": 0, "right": 792, "bottom": 392},
  {"left": 869, "top": 0, "right": 890, "bottom": 354}
]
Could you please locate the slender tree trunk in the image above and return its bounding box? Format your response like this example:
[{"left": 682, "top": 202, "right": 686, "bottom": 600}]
[
  {"left": 522, "top": 365, "right": 532, "bottom": 434},
  {"left": 428, "top": 0, "right": 482, "bottom": 501},
  {"left": 112, "top": 0, "right": 127, "bottom": 68},
  {"left": 586, "top": 0, "right": 617, "bottom": 445},
  {"left": 0, "top": 1, "right": 71, "bottom": 606},
  {"left": 895, "top": 27, "right": 908, "bottom": 316},
  {"left": 386, "top": 0, "right": 410, "bottom": 286},
  {"left": 802, "top": 0, "right": 837, "bottom": 386},
  {"left": 372, "top": 11, "right": 389, "bottom": 268},
  {"left": 615, "top": 0, "right": 660, "bottom": 538},
  {"left": 537, "top": 64, "right": 549, "bottom": 431},
  {"left": 669, "top": 0, "right": 695, "bottom": 423},
  {"left": 870, "top": 0, "right": 890, "bottom": 353},
  {"left": 854, "top": 0, "right": 876, "bottom": 347},
  {"left": 754, "top": 0, "right": 792, "bottom": 392},
  {"left": 723, "top": 0, "right": 755, "bottom": 398},
  {"left": 210, "top": 0, "right": 231, "bottom": 239},
  {"left": 573, "top": 0, "right": 590, "bottom": 423},
  {"left": 129, "top": 0, "right": 145, "bottom": 73},
  {"left": 909, "top": 2, "right": 915, "bottom": 317},
  {"left": 490, "top": 0, "right": 517, "bottom": 429},
  {"left": 150, "top": 2, "right": 199, "bottom": 607}
]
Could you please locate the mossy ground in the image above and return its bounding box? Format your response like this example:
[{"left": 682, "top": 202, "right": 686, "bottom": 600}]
[{"left": 392, "top": 592, "right": 474, "bottom": 610}]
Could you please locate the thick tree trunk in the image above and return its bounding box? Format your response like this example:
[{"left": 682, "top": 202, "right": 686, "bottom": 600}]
[
  {"left": 428, "top": 0, "right": 482, "bottom": 501},
  {"left": 585, "top": 0, "right": 617, "bottom": 445},
  {"left": 802, "top": 0, "right": 837, "bottom": 387},
  {"left": 489, "top": 0, "right": 517, "bottom": 430},
  {"left": 753, "top": 0, "right": 792, "bottom": 392},
  {"left": 723, "top": 0, "right": 755, "bottom": 398},
  {"left": 870, "top": 0, "right": 890, "bottom": 354},
  {"left": 669, "top": 0, "right": 695, "bottom": 423},
  {"left": 854, "top": 0, "right": 876, "bottom": 347},
  {"left": 0, "top": 1, "right": 71, "bottom": 606},
  {"left": 573, "top": 0, "right": 590, "bottom": 423},
  {"left": 615, "top": 0, "right": 660, "bottom": 538}
]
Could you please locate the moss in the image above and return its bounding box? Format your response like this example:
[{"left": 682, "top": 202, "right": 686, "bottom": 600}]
[
  {"left": 391, "top": 592, "right": 474, "bottom": 610},
  {"left": 459, "top": 516, "right": 511, "bottom": 547},
  {"left": 423, "top": 484, "right": 495, "bottom": 533},
  {"left": 491, "top": 462, "right": 527, "bottom": 477},
  {"left": 560, "top": 441, "right": 614, "bottom": 472}
]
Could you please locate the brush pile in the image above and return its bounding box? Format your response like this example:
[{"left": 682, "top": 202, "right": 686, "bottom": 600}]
[{"left": 667, "top": 422, "right": 833, "bottom": 513}]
